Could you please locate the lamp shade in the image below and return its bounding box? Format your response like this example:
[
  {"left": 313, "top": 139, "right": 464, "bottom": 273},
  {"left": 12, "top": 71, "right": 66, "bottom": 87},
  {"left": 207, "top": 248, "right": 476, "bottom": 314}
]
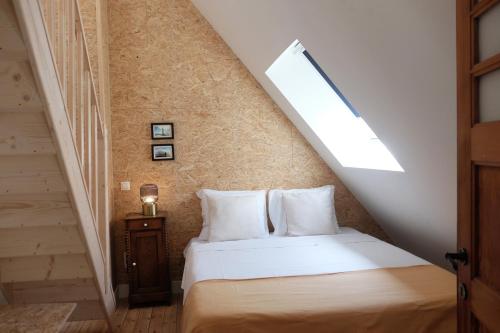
[{"left": 140, "top": 184, "right": 158, "bottom": 203}]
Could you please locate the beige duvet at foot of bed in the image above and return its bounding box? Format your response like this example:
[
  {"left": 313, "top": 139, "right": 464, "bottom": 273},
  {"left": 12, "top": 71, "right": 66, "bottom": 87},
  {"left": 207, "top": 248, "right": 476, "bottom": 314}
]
[{"left": 182, "top": 265, "right": 456, "bottom": 333}]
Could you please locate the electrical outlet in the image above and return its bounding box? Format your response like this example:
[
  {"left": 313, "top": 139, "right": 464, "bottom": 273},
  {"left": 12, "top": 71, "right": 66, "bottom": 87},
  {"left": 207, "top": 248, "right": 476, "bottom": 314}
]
[{"left": 120, "top": 181, "right": 131, "bottom": 191}]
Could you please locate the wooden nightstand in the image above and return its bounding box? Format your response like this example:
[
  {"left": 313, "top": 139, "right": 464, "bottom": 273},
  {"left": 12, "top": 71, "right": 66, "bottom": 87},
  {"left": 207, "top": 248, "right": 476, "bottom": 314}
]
[{"left": 124, "top": 211, "right": 171, "bottom": 307}]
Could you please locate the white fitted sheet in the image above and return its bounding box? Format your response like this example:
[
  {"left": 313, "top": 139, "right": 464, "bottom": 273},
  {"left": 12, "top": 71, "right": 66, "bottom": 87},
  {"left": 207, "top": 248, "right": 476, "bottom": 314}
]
[{"left": 181, "top": 227, "right": 429, "bottom": 301}]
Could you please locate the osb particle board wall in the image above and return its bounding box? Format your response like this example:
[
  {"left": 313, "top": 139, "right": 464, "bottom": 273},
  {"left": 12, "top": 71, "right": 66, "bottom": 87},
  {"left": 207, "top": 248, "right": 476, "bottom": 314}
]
[{"left": 108, "top": 0, "right": 388, "bottom": 283}]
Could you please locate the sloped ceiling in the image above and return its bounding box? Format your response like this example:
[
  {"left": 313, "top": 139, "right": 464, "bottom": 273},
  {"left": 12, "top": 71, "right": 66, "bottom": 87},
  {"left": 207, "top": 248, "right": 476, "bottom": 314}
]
[{"left": 191, "top": 0, "right": 457, "bottom": 267}]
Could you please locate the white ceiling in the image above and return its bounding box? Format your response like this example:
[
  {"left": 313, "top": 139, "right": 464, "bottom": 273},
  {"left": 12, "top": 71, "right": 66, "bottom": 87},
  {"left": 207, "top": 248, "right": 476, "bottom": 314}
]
[{"left": 192, "top": 0, "right": 457, "bottom": 267}]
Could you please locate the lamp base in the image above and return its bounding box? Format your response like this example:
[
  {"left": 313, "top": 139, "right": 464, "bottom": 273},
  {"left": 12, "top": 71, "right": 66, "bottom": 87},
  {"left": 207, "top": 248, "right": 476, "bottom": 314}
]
[{"left": 142, "top": 202, "right": 157, "bottom": 216}]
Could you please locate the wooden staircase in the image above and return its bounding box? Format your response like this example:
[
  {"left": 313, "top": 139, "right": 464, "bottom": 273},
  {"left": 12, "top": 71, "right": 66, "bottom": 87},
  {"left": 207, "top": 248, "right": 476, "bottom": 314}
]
[{"left": 0, "top": 0, "right": 114, "bottom": 330}]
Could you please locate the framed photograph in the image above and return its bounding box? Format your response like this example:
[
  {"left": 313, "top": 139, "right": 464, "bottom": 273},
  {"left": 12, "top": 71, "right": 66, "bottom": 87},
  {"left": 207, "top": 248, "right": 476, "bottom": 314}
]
[
  {"left": 151, "top": 122, "right": 174, "bottom": 140},
  {"left": 151, "top": 144, "right": 175, "bottom": 161}
]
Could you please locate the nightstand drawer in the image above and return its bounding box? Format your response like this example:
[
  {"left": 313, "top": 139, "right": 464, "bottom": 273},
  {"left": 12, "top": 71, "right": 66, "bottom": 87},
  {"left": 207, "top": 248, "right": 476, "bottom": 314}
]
[{"left": 128, "top": 219, "right": 162, "bottom": 230}]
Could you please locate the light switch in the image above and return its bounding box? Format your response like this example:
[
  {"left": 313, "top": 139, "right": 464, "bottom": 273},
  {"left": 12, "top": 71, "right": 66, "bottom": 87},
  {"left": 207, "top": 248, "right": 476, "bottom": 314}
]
[{"left": 120, "top": 181, "right": 131, "bottom": 191}]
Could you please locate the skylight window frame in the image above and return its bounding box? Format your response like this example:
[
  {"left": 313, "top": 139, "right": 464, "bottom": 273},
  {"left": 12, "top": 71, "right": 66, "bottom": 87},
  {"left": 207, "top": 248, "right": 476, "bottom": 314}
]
[
  {"left": 302, "top": 50, "right": 360, "bottom": 118},
  {"left": 265, "top": 39, "right": 404, "bottom": 172}
]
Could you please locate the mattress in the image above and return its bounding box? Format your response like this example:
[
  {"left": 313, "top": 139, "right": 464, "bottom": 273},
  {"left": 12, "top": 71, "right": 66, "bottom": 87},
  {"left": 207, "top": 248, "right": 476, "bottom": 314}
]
[{"left": 182, "top": 227, "right": 428, "bottom": 301}]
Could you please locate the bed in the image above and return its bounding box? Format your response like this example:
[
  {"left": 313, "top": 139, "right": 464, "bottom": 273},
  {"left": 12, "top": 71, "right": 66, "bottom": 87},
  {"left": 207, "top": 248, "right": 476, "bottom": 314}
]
[{"left": 181, "top": 227, "right": 456, "bottom": 333}]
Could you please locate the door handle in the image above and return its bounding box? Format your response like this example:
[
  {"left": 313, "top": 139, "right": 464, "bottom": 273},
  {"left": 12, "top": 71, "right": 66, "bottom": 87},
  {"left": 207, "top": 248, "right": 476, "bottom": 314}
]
[{"left": 445, "top": 248, "right": 468, "bottom": 271}]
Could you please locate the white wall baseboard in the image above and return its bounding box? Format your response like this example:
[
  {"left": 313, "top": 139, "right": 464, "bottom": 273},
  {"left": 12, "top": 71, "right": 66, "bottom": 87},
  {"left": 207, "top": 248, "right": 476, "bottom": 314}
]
[
  {"left": 0, "top": 289, "right": 7, "bottom": 305},
  {"left": 172, "top": 280, "right": 182, "bottom": 294},
  {"left": 117, "top": 284, "right": 129, "bottom": 299},
  {"left": 117, "top": 281, "right": 182, "bottom": 299}
]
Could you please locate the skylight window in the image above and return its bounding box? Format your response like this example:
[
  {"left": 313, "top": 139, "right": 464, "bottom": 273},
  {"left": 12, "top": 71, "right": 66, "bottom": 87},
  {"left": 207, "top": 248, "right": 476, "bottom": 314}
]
[{"left": 266, "top": 40, "right": 404, "bottom": 172}]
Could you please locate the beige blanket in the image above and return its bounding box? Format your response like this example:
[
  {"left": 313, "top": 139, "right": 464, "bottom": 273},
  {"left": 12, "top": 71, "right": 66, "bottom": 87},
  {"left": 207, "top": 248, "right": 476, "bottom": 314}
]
[{"left": 182, "top": 265, "right": 456, "bottom": 333}]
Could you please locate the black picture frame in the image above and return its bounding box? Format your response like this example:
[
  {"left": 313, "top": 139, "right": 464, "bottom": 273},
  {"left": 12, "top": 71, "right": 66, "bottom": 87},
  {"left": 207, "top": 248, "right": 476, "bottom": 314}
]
[
  {"left": 151, "top": 144, "right": 175, "bottom": 161},
  {"left": 151, "top": 122, "right": 174, "bottom": 140}
]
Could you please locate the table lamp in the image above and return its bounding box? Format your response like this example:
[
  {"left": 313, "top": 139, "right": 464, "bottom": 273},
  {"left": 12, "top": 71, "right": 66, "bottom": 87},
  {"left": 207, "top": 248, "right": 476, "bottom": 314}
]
[{"left": 140, "top": 184, "right": 158, "bottom": 216}]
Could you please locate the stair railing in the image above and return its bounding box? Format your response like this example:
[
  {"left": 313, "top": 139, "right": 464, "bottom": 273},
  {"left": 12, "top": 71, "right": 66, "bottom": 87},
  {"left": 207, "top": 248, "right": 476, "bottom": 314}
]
[{"left": 37, "top": 0, "right": 108, "bottom": 258}]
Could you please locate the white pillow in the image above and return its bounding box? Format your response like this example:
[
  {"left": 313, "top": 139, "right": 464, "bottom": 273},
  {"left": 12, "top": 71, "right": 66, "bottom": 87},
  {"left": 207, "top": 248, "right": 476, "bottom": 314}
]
[
  {"left": 268, "top": 190, "right": 287, "bottom": 235},
  {"left": 282, "top": 187, "right": 339, "bottom": 236},
  {"left": 197, "top": 189, "right": 269, "bottom": 240},
  {"left": 207, "top": 195, "right": 267, "bottom": 242},
  {"left": 269, "top": 185, "right": 339, "bottom": 236}
]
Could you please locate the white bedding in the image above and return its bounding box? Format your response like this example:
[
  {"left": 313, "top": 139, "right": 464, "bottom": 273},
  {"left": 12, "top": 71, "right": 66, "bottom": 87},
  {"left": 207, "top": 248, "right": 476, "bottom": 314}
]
[{"left": 181, "top": 227, "right": 429, "bottom": 301}]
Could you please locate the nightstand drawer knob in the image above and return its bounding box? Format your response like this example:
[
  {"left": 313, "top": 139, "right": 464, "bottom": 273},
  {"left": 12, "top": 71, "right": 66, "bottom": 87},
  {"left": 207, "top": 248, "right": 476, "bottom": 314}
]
[
  {"left": 132, "top": 262, "right": 137, "bottom": 266},
  {"left": 144, "top": 223, "right": 148, "bottom": 227}
]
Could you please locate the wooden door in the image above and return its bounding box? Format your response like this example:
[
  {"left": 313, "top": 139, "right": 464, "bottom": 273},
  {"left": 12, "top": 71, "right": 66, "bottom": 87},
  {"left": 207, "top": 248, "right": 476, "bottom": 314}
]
[
  {"left": 456, "top": 0, "right": 500, "bottom": 332},
  {"left": 130, "top": 229, "right": 168, "bottom": 294}
]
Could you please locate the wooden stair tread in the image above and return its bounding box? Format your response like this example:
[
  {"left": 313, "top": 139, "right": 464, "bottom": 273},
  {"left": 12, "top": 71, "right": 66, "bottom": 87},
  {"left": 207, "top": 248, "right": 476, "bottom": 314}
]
[
  {"left": 0, "top": 303, "right": 76, "bottom": 332},
  {"left": 3, "top": 279, "right": 99, "bottom": 304},
  {"left": 0, "top": 112, "right": 55, "bottom": 155},
  {"left": 0, "top": 0, "right": 27, "bottom": 61},
  {"left": 0, "top": 193, "right": 77, "bottom": 229},
  {"left": 0, "top": 225, "right": 85, "bottom": 258},
  {"left": 0, "top": 254, "right": 93, "bottom": 283},
  {"left": 0, "top": 155, "right": 67, "bottom": 194},
  {"left": 0, "top": 61, "right": 41, "bottom": 111},
  {"left": 2, "top": 279, "right": 105, "bottom": 323}
]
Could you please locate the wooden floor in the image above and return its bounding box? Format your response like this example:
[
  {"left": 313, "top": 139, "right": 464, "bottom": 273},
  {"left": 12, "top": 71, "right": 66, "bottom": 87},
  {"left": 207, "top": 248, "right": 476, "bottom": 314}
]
[{"left": 62, "top": 294, "right": 183, "bottom": 333}]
